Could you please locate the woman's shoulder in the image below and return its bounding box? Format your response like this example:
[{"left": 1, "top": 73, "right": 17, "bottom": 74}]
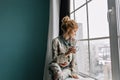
[{"left": 52, "top": 36, "right": 61, "bottom": 43}]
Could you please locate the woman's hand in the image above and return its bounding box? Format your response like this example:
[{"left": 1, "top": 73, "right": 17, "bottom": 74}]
[
  {"left": 68, "top": 46, "right": 76, "bottom": 53},
  {"left": 65, "top": 46, "right": 76, "bottom": 57}
]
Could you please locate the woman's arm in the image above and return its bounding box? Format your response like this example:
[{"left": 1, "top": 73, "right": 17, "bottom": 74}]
[
  {"left": 70, "top": 39, "right": 78, "bottom": 74},
  {"left": 70, "top": 54, "right": 79, "bottom": 79},
  {"left": 65, "top": 47, "right": 76, "bottom": 57},
  {"left": 52, "top": 38, "right": 68, "bottom": 60},
  {"left": 52, "top": 38, "right": 74, "bottom": 59},
  {"left": 52, "top": 38, "right": 59, "bottom": 60},
  {"left": 71, "top": 54, "right": 77, "bottom": 72}
]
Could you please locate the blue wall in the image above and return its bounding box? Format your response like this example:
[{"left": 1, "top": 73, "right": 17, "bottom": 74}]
[{"left": 0, "top": 0, "right": 49, "bottom": 80}]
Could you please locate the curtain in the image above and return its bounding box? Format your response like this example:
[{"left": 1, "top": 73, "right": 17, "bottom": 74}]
[{"left": 43, "top": 0, "right": 60, "bottom": 80}]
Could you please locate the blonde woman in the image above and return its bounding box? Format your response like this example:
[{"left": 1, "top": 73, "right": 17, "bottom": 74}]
[{"left": 49, "top": 16, "right": 79, "bottom": 80}]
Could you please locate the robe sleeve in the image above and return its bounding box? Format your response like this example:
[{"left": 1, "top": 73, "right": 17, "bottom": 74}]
[
  {"left": 70, "top": 54, "right": 78, "bottom": 74},
  {"left": 70, "top": 39, "right": 78, "bottom": 74},
  {"left": 52, "top": 38, "right": 66, "bottom": 63}
]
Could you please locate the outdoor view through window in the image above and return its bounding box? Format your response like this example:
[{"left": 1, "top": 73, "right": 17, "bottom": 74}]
[{"left": 70, "top": 0, "right": 112, "bottom": 80}]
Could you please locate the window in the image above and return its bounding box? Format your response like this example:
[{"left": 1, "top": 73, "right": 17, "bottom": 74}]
[{"left": 70, "top": 0, "right": 112, "bottom": 80}]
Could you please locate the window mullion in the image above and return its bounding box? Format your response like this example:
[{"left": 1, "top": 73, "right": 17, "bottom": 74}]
[
  {"left": 86, "top": 0, "right": 91, "bottom": 75},
  {"left": 73, "top": 0, "right": 76, "bottom": 20},
  {"left": 78, "top": 36, "right": 110, "bottom": 41}
]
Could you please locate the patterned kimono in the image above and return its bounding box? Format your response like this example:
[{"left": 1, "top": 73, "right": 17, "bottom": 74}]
[{"left": 49, "top": 36, "right": 78, "bottom": 80}]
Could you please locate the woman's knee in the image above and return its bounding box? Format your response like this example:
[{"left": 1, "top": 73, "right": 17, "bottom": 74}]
[
  {"left": 49, "top": 63, "right": 62, "bottom": 73},
  {"left": 55, "top": 71, "right": 63, "bottom": 80}
]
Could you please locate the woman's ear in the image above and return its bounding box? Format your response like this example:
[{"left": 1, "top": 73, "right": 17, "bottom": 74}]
[
  {"left": 67, "top": 28, "right": 71, "bottom": 33},
  {"left": 67, "top": 28, "right": 73, "bottom": 34}
]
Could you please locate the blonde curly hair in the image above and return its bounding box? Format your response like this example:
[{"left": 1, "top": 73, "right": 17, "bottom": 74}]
[{"left": 61, "top": 16, "right": 78, "bottom": 33}]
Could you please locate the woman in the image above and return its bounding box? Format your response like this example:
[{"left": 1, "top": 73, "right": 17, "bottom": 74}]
[{"left": 49, "top": 16, "right": 79, "bottom": 80}]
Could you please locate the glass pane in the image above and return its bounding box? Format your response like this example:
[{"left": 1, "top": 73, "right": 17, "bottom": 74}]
[
  {"left": 75, "top": 6, "right": 88, "bottom": 39},
  {"left": 75, "top": 0, "right": 86, "bottom": 10},
  {"left": 88, "top": 0, "right": 109, "bottom": 38},
  {"left": 70, "top": 0, "right": 86, "bottom": 13},
  {"left": 90, "top": 39, "right": 112, "bottom": 80},
  {"left": 70, "top": 13, "right": 74, "bottom": 20},
  {"left": 76, "top": 41, "right": 89, "bottom": 75},
  {"left": 70, "top": 0, "right": 74, "bottom": 13}
]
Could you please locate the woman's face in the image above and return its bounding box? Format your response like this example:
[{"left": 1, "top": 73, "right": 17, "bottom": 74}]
[{"left": 68, "top": 28, "right": 78, "bottom": 39}]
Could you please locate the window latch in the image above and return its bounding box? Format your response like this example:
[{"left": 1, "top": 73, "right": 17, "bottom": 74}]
[{"left": 107, "top": 7, "right": 115, "bottom": 23}]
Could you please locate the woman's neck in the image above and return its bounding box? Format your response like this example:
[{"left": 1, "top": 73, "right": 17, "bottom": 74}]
[{"left": 63, "top": 33, "right": 70, "bottom": 40}]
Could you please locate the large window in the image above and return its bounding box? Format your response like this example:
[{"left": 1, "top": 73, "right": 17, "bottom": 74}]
[{"left": 70, "top": 0, "right": 112, "bottom": 80}]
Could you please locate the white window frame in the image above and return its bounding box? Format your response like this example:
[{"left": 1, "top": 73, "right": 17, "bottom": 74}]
[
  {"left": 70, "top": 0, "right": 120, "bottom": 80},
  {"left": 108, "top": 0, "right": 120, "bottom": 80}
]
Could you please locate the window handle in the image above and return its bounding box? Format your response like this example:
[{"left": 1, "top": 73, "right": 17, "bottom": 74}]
[{"left": 107, "top": 7, "right": 115, "bottom": 23}]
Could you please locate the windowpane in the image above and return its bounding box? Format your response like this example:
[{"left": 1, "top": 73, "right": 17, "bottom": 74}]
[
  {"left": 70, "top": 0, "right": 74, "bottom": 13},
  {"left": 76, "top": 41, "right": 89, "bottom": 75},
  {"left": 90, "top": 39, "right": 112, "bottom": 80},
  {"left": 75, "top": 0, "right": 86, "bottom": 10},
  {"left": 88, "top": 0, "right": 109, "bottom": 38},
  {"left": 75, "top": 6, "right": 88, "bottom": 39},
  {"left": 70, "top": 13, "right": 74, "bottom": 20},
  {"left": 70, "top": 0, "right": 86, "bottom": 13}
]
